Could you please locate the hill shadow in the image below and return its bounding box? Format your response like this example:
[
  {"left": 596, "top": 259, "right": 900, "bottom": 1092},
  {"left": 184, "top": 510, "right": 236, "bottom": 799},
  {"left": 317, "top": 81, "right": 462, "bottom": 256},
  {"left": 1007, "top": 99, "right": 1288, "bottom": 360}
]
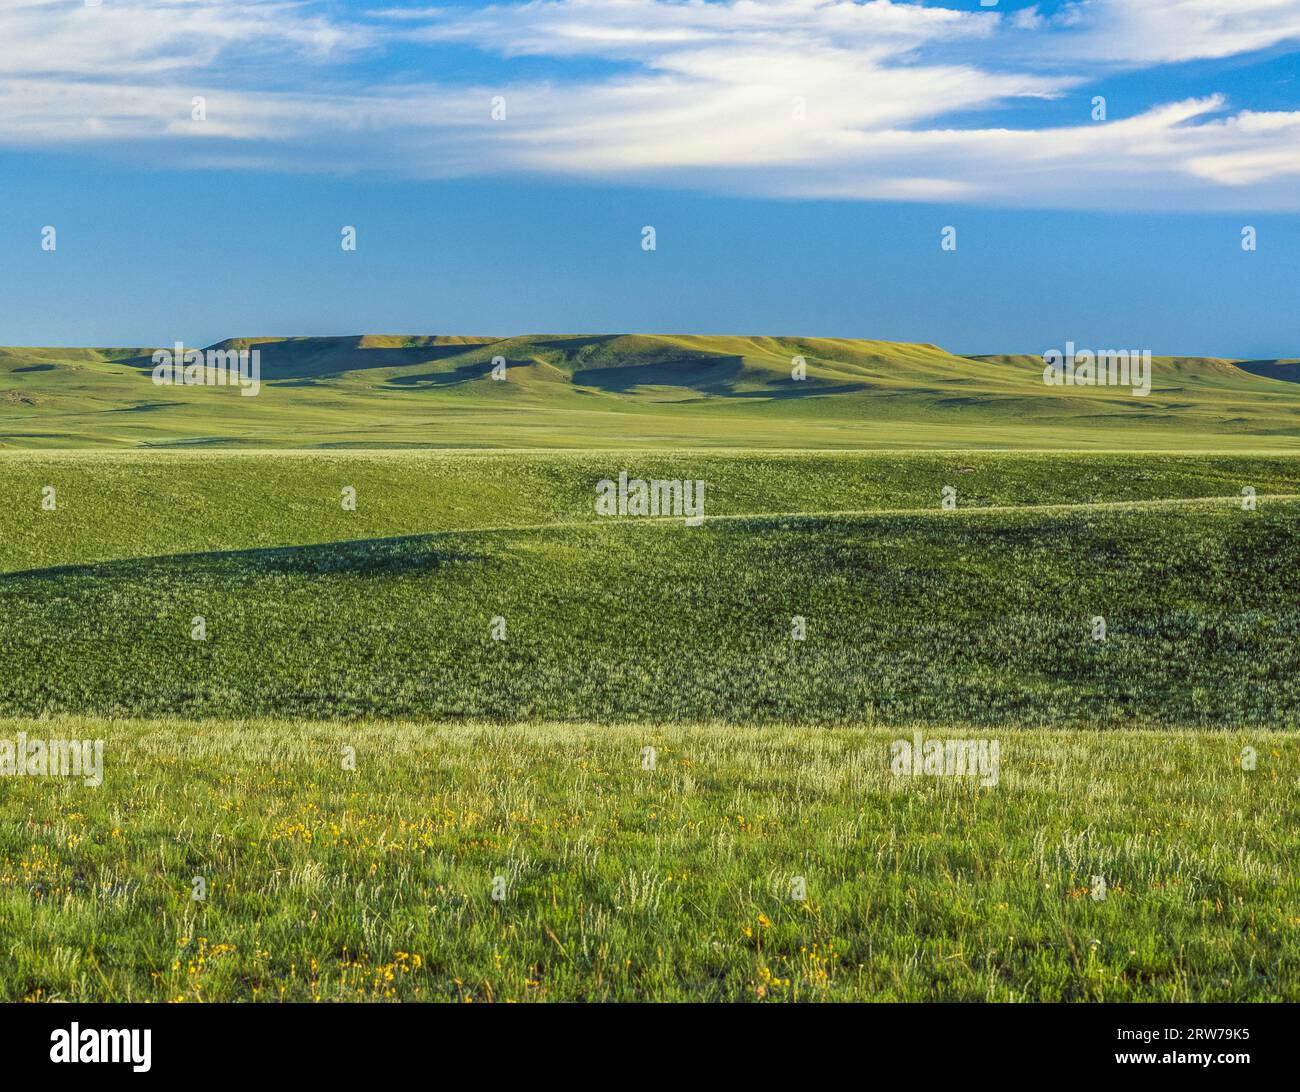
[
  {"left": 388, "top": 360, "right": 498, "bottom": 387},
  {"left": 2, "top": 534, "right": 490, "bottom": 582},
  {"left": 116, "top": 339, "right": 487, "bottom": 381},
  {"left": 531, "top": 335, "right": 622, "bottom": 351},
  {"left": 571, "top": 356, "right": 747, "bottom": 392},
  {"left": 1237, "top": 360, "right": 1300, "bottom": 384}
]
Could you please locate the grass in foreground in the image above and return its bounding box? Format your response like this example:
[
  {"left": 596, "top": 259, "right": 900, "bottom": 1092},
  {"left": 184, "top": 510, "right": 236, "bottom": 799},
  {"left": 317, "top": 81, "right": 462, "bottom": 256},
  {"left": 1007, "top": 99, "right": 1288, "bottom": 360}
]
[{"left": 1, "top": 719, "right": 1296, "bottom": 1002}]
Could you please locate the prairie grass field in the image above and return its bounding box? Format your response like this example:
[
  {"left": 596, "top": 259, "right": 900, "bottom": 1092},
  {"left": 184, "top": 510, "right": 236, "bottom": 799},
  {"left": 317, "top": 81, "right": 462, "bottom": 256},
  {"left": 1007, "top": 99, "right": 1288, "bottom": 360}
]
[
  {"left": 1, "top": 451, "right": 1299, "bottom": 724},
  {"left": 1, "top": 448, "right": 1298, "bottom": 1001},
  {"left": 3, "top": 719, "right": 1297, "bottom": 1002}
]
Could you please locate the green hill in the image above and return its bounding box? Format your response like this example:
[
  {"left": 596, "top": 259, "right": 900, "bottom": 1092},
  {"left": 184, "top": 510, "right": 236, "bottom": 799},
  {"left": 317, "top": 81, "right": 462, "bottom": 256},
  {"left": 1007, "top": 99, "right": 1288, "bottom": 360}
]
[{"left": 1, "top": 334, "right": 1297, "bottom": 449}]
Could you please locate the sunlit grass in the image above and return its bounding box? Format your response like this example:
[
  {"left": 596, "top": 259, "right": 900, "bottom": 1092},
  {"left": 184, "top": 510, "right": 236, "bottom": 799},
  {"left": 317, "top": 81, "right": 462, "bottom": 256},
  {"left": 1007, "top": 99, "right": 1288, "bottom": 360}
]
[
  {"left": 2, "top": 450, "right": 1297, "bottom": 1002},
  {"left": 1, "top": 719, "right": 1295, "bottom": 1002}
]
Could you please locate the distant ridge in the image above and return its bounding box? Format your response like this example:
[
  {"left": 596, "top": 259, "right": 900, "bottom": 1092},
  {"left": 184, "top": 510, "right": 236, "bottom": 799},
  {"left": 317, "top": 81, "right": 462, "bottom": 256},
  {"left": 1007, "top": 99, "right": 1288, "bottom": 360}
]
[{"left": 1, "top": 334, "right": 1297, "bottom": 450}]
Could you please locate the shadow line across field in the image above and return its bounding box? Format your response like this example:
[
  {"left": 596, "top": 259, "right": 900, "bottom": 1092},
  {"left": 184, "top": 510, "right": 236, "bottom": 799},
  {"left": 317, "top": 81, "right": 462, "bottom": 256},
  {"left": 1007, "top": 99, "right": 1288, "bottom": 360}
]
[{"left": 2, "top": 492, "right": 1296, "bottom": 581}]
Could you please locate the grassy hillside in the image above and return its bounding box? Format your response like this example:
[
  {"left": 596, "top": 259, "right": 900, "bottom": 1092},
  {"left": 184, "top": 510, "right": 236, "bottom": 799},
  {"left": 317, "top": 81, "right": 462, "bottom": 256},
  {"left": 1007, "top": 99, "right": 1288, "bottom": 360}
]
[
  {"left": 7, "top": 449, "right": 1300, "bottom": 571},
  {"left": 2, "top": 334, "right": 1298, "bottom": 449},
  {"left": 3, "top": 449, "right": 1298, "bottom": 1002},
  {"left": 3, "top": 451, "right": 1299, "bottom": 726}
]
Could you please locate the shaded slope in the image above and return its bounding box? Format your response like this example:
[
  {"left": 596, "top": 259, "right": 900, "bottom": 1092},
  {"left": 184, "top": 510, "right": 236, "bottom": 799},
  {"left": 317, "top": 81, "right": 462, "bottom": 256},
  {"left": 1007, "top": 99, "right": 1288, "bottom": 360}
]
[{"left": 1235, "top": 359, "right": 1300, "bottom": 383}]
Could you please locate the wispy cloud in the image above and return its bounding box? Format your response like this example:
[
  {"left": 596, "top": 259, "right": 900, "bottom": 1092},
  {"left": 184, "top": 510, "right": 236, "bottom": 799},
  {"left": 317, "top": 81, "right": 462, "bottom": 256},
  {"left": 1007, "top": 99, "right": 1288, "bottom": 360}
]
[
  {"left": 1038, "top": 0, "right": 1300, "bottom": 64},
  {"left": 3, "top": 0, "right": 365, "bottom": 75},
  {"left": 2, "top": 0, "right": 1298, "bottom": 208}
]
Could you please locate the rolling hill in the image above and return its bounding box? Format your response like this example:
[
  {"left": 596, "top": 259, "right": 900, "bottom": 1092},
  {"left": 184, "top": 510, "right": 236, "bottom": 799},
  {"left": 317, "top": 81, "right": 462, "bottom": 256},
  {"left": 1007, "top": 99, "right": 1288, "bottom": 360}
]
[{"left": 1, "top": 334, "right": 1298, "bottom": 449}]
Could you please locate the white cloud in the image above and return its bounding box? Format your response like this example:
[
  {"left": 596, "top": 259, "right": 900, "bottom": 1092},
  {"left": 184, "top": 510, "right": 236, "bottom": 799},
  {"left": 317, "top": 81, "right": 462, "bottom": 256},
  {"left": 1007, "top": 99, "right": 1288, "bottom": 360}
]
[
  {"left": 1, "top": 0, "right": 1298, "bottom": 209},
  {"left": 771, "top": 98, "right": 1300, "bottom": 206},
  {"left": 2, "top": 0, "right": 365, "bottom": 76},
  {"left": 388, "top": 0, "right": 997, "bottom": 59},
  {"left": 1049, "top": 0, "right": 1300, "bottom": 64},
  {"left": 1182, "top": 110, "right": 1300, "bottom": 184}
]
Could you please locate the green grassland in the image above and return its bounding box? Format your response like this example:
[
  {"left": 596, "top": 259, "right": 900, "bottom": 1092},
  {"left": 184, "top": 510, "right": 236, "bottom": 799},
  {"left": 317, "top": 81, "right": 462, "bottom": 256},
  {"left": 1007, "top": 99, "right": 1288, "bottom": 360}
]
[
  {"left": 2, "top": 720, "right": 1296, "bottom": 1002},
  {"left": 2, "top": 334, "right": 1300, "bottom": 449},
  {"left": 1, "top": 368, "right": 1298, "bottom": 1001},
  {"left": 2, "top": 451, "right": 1299, "bottom": 725}
]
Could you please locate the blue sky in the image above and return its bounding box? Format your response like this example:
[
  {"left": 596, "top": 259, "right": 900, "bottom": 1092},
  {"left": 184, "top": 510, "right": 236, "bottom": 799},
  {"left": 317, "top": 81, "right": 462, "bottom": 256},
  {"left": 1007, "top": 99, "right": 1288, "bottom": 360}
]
[{"left": 1, "top": 0, "right": 1298, "bottom": 356}]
